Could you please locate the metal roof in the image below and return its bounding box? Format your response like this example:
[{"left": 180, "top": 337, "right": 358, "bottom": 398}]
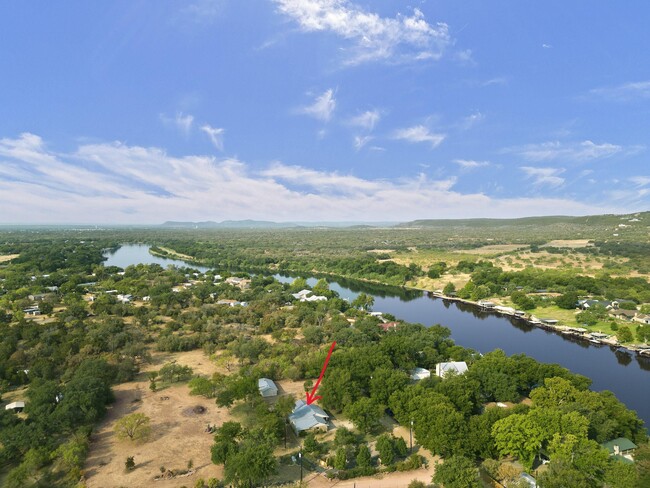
[{"left": 288, "top": 400, "right": 329, "bottom": 432}]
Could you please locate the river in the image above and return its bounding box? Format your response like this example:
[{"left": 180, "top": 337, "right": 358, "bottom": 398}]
[{"left": 104, "top": 245, "right": 650, "bottom": 428}]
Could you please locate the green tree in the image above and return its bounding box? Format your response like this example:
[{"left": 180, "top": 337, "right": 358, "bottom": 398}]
[
  {"left": 344, "top": 397, "right": 383, "bottom": 433},
  {"left": 376, "top": 434, "right": 395, "bottom": 465},
  {"left": 432, "top": 455, "right": 480, "bottom": 488},
  {"left": 223, "top": 441, "right": 277, "bottom": 487},
  {"left": 334, "top": 447, "right": 347, "bottom": 470},
  {"left": 114, "top": 413, "right": 152, "bottom": 441},
  {"left": 356, "top": 444, "right": 372, "bottom": 468},
  {"left": 556, "top": 291, "right": 579, "bottom": 310},
  {"left": 189, "top": 377, "right": 217, "bottom": 398},
  {"left": 492, "top": 414, "right": 545, "bottom": 471},
  {"left": 443, "top": 282, "right": 456, "bottom": 296},
  {"left": 617, "top": 326, "right": 633, "bottom": 343},
  {"left": 352, "top": 293, "right": 374, "bottom": 311}
]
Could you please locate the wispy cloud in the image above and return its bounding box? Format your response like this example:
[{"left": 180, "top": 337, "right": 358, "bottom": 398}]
[
  {"left": 506, "top": 140, "right": 641, "bottom": 163},
  {"left": 520, "top": 166, "right": 565, "bottom": 188},
  {"left": 630, "top": 176, "right": 650, "bottom": 187},
  {"left": 201, "top": 124, "right": 225, "bottom": 151},
  {"left": 589, "top": 81, "right": 650, "bottom": 101},
  {"left": 348, "top": 109, "right": 381, "bottom": 131},
  {"left": 181, "top": 0, "right": 225, "bottom": 24},
  {"left": 458, "top": 111, "right": 484, "bottom": 131},
  {"left": 393, "top": 125, "right": 446, "bottom": 148},
  {"left": 353, "top": 135, "right": 373, "bottom": 150},
  {"left": 273, "top": 0, "right": 451, "bottom": 65},
  {"left": 480, "top": 77, "right": 508, "bottom": 87},
  {"left": 0, "top": 133, "right": 625, "bottom": 224},
  {"left": 453, "top": 159, "right": 490, "bottom": 170},
  {"left": 160, "top": 112, "right": 194, "bottom": 136},
  {"left": 299, "top": 89, "right": 336, "bottom": 122}
]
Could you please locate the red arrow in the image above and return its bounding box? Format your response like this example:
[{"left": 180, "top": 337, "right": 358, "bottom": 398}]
[{"left": 306, "top": 341, "right": 336, "bottom": 405}]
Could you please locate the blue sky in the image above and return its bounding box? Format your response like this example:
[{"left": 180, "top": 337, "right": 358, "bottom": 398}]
[{"left": 0, "top": 0, "right": 648, "bottom": 224}]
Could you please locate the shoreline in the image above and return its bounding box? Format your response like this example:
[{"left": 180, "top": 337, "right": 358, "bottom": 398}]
[{"left": 147, "top": 246, "right": 650, "bottom": 359}]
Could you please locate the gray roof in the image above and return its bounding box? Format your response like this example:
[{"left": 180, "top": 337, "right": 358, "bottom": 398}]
[
  {"left": 437, "top": 361, "right": 468, "bottom": 375},
  {"left": 288, "top": 400, "right": 329, "bottom": 432},
  {"left": 258, "top": 378, "right": 277, "bottom": 393}
]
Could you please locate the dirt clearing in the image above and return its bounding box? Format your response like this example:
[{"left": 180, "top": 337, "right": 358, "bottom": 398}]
[
  {"left": 0, "top": 254, "right": 19, "bottom": 263},
  {"left": 84, "top": 350, "right": 227, "bottom": 488}
]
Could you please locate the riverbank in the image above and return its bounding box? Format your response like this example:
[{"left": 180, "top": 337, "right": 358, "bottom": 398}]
[
  {"left": 147, "top": 245, "right": 649, "bottom": 358},
  {"left": 429, "top": 292, "right": 650, "bottom": 357}
]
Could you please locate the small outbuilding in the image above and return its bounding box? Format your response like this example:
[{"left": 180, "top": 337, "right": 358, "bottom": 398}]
[
  {"left": 435, "top": 361, "right": 469, "bottom": 378},
  {"left": 258, "top": 378, "right": 278, "bottom": 397},
  {"left": 5, "top": 401, "right": 25, "bottom": 412},
  {"left": 410, "top": 367, "right": 431, "bottom": 381}
]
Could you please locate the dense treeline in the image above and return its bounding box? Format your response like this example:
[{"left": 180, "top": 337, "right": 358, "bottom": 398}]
[{"left": 455, "top": 260, "right": 650, "bottom": 304}]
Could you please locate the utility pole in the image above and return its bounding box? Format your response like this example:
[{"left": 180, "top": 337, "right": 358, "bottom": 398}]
[
  {"left": 299, "top": 447, "right": 303, "bottom": 484},
  {"left": 410, "top": 419, "right": 414, "bottom": 452}
]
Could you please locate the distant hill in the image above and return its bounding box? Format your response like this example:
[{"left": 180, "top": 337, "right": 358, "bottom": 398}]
[
  {"left": 161, "top": 220, "right": 295, "bottom": 229},
  {"left": 160, "top": 220, "right": 397, "bottom": 229},
  {"left": 396, "top": 212, "right": 650, "bottom": 229}
]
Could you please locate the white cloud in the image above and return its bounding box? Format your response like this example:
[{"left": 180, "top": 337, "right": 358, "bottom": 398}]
[
  {"left": 201, "top": 124, "right": 225, "bottom": 151},
  {"left": 273, "top": 0, "right": 451, "bottom": 65},
  {"left": 0, "top": 133, "right": 633, "bottom": 224},
  {"left": 589, "top": 81, "right": 650, "bottom": 101},
  {"left": 349, "top": 109, "right": 381, "bottom": 131},
  {"left": 299, "top": 89, "right": 336, "bottom": 122},
  {"left": 506, "top": 140, "right": 639, "bottom": 163},
  {"left": 520, "top": 166, "right": 565, "bottom": 188},
  {"left": 542, "top": 43, "right": 552, "bottom": 49},
  {"left": 458, "top": 111, "right": 484, "bottom": 130},
  {"left": 453, "top": 159, "right": 490, "bottom": 169},
  {"left": 630, "top": 176, "right": 650, "bottom": 187},
  {"left": 393, "top": 125, "right": 445, "bottom": 148},
  {"left": 353, "top": 135, "right": 373, "bottom": 150},
  {"left": 160, "top": 112, "right": 194, "bottom": 136}
]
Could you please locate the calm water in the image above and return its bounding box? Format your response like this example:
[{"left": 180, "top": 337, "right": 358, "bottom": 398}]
[{"left": 105, "top": 245, "right": 650, "bottom": 427}]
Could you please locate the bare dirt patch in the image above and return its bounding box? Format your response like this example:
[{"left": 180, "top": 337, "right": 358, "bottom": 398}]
[
  {"left": 367, "top": 249, "right": 396, "bottom": 254},
  {"left": 0, "top": 254, "right": 19, "bottom": 263},
  {"left": 84, "top": 350, "right": 228, "bottom": 488},
  {"left": 455, "top": 244, "right": 527, "bottom": 255},
  {"left": 542, "top": 239, "right": 593, "bottom": 248}
]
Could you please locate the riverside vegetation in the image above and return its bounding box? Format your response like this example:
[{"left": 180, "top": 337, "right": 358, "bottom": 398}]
[{"left": 0, "top": 218, "right": 648, "bottom": 487}]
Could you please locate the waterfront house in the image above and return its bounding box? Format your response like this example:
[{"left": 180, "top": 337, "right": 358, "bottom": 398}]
[
  {"left": 258, "top": 378, "right": 278, "bottom": 397},
  {"left": 602, "top": 437, "right": 637, "bottom": 461},
  {"left": 477, "top": 300, "right": 496, "bottom": 309},
  {"left": 410, "top": 367, "right": 431, "bottom": 381},
  {"left": 289, "top": 400, "right": 329, "bottom": 434},
  {"left": 609, "top": 309, "right": 637, "bottom": 321},
  {"left": 435, "top": 361, "right": 468, "bottom": 378},
  {"left": 633, "top": 314, "right": 650, "bottom": 325}
]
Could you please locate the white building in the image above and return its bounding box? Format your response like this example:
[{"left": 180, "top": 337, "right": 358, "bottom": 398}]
[
  {"left": 435, "top": 361, "right": 469, "bottom": 378},
  {"left": 410, "top": 367, "right": 431, "bottom": 381},
  {"left": 258, "top": 378, "right": 278, "bottom": 397}
]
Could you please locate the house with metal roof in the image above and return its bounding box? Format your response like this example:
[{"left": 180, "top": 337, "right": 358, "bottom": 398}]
[
  {"left": 258, "top": 378, "right": 278, "bottom": 397},
  {"left": 288, "top": 400, "right": 329, "bottom": 434},
  {"left": 602, "top": 437, "right": 638, "bottom": 461},
  {"left": 435, "top": 361, "right": 469, "bottom": 378}
]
